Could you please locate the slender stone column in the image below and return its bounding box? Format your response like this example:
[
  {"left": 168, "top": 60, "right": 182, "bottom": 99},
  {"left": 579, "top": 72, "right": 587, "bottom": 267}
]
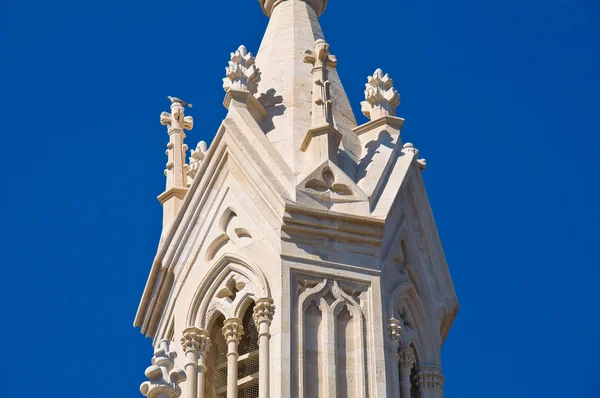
[
  {"left": 253, "top": 298, "right": 275, "bottom": 398},
  {"left": 222, "top": 318, "right": 244, "bottom": 398},
  {"left": 387, "top": 318, "right": 402, "bottom": 398},
  {"left": 416, "top": 367, "right": 444, "bottom": 398},
  {"left": 181, "top": 327, "right": 211, "bottom": 398},
  {"left": 398, "top": 346, "right": 416, "bottom": 398}
]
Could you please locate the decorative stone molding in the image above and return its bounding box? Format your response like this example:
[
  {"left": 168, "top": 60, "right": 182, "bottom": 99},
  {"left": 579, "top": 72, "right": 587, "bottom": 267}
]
[
  {"left": 253, "top": 297, "right": 275, "bottom": 326},
  {"left": 398, "top": 346, "right": 416, "bottom": 370},
  {"left": 304, "top": 39, "right": 337, "bottom": 129},
  {"left": 387, "top": 318, "right": 403, "bottom": 344},
  {"left": 402, "top": 143, "right": 427, "bottom": 171},
  {"left": 416, "top": 367, "right": 444, "bottom": 390},
  {"left": 259, "top": 0, "right": 328, "bottom": 18},
  {"left": 361, "top": 68, "right": 400, "bottom": 120},
  {"left": 304, "top": 167, "right": 352, "bottom": 196},
  {"left": 140, "top": 339, "right": 187, "bottom": 398},
  {"left": 222, "top": 317, "right": 244, "bottom": 343},
  {"left": 188, "top": 141, "right": 207, "bottom": 180},
  {"left": 180, "top": 327, "right": 211, "bottom": 355},
  {"left": 223, "top": 45, "right": 261, "bottom": 95}
]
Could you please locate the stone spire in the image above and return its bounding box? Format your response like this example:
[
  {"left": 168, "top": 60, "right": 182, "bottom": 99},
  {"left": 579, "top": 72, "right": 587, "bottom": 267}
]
[{"left": 254, "top": 0, "right": 359, "bottom": 173}]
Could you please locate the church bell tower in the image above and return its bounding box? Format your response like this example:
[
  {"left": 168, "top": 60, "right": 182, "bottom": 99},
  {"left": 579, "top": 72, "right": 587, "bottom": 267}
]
[{"left": 134, "top": 1, "right": 459, "bottom": 397}]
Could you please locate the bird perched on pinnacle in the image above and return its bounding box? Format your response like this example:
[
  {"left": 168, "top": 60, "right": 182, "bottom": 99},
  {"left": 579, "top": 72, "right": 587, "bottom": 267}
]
[{"left": 168, "top": 96, "right": 193, "bottom": 108}]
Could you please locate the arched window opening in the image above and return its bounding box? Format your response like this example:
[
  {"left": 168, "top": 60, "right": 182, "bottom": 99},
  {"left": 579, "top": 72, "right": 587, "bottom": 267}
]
[
  {"left": 206, "top": 315, "right": 227, "bottom": 398},
  {"left": 238, "top": 303, "right": 259, "bottom": 398}
]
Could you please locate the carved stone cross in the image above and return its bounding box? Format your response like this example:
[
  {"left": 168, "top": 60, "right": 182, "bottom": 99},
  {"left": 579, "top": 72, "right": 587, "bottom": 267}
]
[
  {"left": 160, "top": 100, "right": 194, "bottom": 133},
  {"left": 304, "top": 39, "right": 338, "bottom": 129}
]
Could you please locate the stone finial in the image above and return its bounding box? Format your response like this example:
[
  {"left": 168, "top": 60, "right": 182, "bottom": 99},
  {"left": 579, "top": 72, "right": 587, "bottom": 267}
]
[
  {"left": 181, "top": 327, "right": 211, "bottom": 355},
  {"left": 416, "top": 367, "right": 445, "bottom": 390},
  {"left": 223, "top": 45, "right": 261, "bottom": 95},
  {"left": 188, "top": 141, "right": 207, "bottom": 180},
  {"left": 260, "top": 0, "right": 328, "bottom": 18},
  {"left": 398, "top": 346, "right": 416, "bottom": 370},
  {"left": 160, "top": 97, "right": 194, "bottom": 133},
  {"left": 140, "top": 339, "right": 187, "bottom": 398},
  {"left": 388, "top": 318, "right": 403, "bottom": 344},
  {"left": 253, "top": 298, "right": 275, "bottom": 326},
  {"left": 361, "top": 69, "right": 400, "bottom": 120},
  {"left": 304, "top": 39, "right": 338, "bottom": 129},
  {"left": 222, "top": 318, "right": 244, "bottom": 343},
  {"left": 402, "top": 143, "right": 427, "bottom": 171}
]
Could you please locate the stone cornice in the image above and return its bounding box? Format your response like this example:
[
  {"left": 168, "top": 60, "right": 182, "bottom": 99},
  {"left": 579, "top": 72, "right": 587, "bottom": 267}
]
[
  {"left": 352, "top": 115, "right": 405, "bottom": 136},
  {"left": 282, "top": 203, "right": 385, "bottom": 246}
]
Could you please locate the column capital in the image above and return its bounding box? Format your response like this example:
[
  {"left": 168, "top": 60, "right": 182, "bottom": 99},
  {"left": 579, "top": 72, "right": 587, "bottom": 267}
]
[
  {"left": 180, "top": 327, "right": 211, "bottom": 355},
  {"left": 398, "top": 346, "right": 416, "bottom": 370},
  {"left": 222, "top": 318, "right": 244, "bottom": 344},
  {"left": 387, "top": 318, "right": 403, "bottom": 344},
  {"left": 416, "top": 366, "right": 444, "bottom": 391},
  {"left": 253, "top": 298, "right": 275, "bottom": 326}
]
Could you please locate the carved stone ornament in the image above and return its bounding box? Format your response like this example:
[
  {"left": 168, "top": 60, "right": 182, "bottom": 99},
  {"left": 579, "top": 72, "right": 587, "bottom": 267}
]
[
  {"left": 222, "top": 318, "right": 244, "bottom": 343},
  {"left": 188, "top": 141, "right": 207, "bottom": 180},
  {"left": 305, "top": 167, "right": 352, "bottom": 196},
  {"left": 304, "top": 39, "right": 338, "bottom": 129},
  {"left": 387, "top": 318, "right": 403, "bottom": 344},
  {"left": 402, "top": 142, "right": 427, "bottom": 171},
  {"left": 160, "top": 98, "right": 194, "bottom": 133},
  {"left": 416, "top": 367, "right": 444, "bottom": 390},
  {"left": 140, "top": 339, "right": 187, "bottom": 398},
  {"left": 398, "top": 346, "right": 416, "bottom": 370},
  {"left": 253, "top": 298, "right": 275, "bottom": 326},
  {"left": 180, "top": 327, "right": 211, "bottom": 355},
  {"left": 361, "top": 68, "right": 400, "bottom": 120},
  {"left": 223, "top": 45, "right": 261, "bottom": 95}
]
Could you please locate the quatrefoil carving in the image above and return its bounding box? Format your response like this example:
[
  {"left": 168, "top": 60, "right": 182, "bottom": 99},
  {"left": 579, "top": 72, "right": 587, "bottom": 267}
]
[
  {"left": 206, "top": 209, "right": 253, "bottom": 260},
  {"left": 216, "top": 276, "right": 246, "bottom": 300},
  {"left": 304, "top": 168, "right": 352, "bottom": 196}
]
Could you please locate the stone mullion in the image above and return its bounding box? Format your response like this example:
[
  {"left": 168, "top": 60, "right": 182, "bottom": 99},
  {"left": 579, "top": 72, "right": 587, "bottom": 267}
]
[
  {"left": 222, "top": 318, "right": 244, "bottom": 398},
  {"left": 353, "top": 310, "right": 367, "bottom": 398},
  {"left": 323, "top": 299, "right": 337, "bottom": 398},
  {"left": 253, "top": 298, "right": 275, "bottom": 398},
  {"left": 387, "top": 318, "right": 402, "bottom": 398},
  {"left": 398, "top": 346, "right": 416, "bottom": 398},
  {"left": 181, "top": 327, "right": 211, "bottom": 398}
]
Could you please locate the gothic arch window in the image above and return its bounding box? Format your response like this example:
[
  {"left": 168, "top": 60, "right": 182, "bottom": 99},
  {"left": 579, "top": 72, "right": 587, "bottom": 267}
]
[{"left": 186, "top": 258, "right": 273, "bottom": 398}]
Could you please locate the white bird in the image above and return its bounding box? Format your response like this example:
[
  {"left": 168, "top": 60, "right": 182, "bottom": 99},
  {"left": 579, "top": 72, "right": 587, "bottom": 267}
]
[{"left": 168, "top": 96, "right": 193, "bottom": 107}]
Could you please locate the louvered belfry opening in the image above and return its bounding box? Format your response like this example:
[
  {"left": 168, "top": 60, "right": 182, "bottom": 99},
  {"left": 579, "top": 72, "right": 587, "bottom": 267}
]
[
  {"left": 206, "top": 316, "right": 228, "bottom": 398},
  {"left": 237, "top": 303, "right": 260, "bottom": 398}
]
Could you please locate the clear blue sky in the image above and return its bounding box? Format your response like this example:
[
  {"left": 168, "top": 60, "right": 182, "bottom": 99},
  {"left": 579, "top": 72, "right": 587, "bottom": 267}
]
[{"left": 1, "top": 0, "right": 599, "bottom": 396}]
